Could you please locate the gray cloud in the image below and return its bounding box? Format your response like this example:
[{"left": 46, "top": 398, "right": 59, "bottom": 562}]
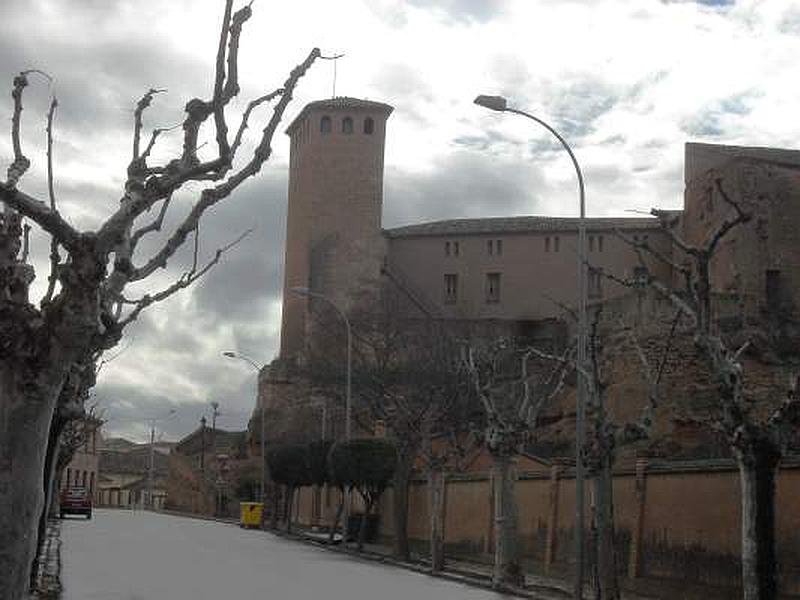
[
  {"left": 408, "top": 0, "right": 506, "bottom": 23},
  {"left": 681, "top": 90, "right": 761, "bottom": 138},
  {"left": 383, "top": 148, "right": 548, "bottom": 227}
]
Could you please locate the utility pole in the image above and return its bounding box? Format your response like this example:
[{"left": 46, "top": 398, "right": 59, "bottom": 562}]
[
  {"left": 147, "top": 419, "right": 155, "bottom": 510},
  {"left": 200, "top": 416, "right": 207, "bottom": 473},
  {"left": 210, "top": 401, "right": 220, "bottom": 457},
  {"left": 210, "top": 401, "right": 220, "bottom": 515},
  {"left": 146, "top": 409, "right": 175, "bottom": 511}
]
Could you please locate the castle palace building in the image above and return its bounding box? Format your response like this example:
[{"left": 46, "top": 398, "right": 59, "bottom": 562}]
[{"left": 256, "top": 97, "right": 800, "bottom": 443}]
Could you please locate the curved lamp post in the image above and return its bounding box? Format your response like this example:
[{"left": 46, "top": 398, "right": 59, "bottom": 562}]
[
  {"left": 288, "top": 287, "right": 352, "bottom": 443},
  {"left": 222, "top": 351, "right": 267, "bottom": 507},
  {"left": 290, "top": 286, "right": 353, "bottom": 539},
  {"left": 474, "top": 94, "right": 588, "bottom": 600}
]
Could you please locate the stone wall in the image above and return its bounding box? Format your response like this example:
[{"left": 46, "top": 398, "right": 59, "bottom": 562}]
[{"left": 290, "top": 457, "right": 800, "bottom": 597}]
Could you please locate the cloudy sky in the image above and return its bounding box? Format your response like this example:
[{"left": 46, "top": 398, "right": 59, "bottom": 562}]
[{"left": 2, "top": 0, "right": 799, "bottom": 442}]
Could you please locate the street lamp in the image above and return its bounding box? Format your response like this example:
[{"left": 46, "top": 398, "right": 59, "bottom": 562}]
[
  {"left": 288, "top": 287, "right": 352, "bottom": 443},
  {"left": 474, "top": 94, "right": 588, "bottom": 600},
  {"left": 222, "top": 351, "right": 266, "bottom": 506},
  {"left": 289, "top": 285, "right": 353, "bottom": 540}
]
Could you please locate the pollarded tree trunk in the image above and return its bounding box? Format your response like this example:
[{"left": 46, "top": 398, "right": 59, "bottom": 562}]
[
  {"left": 357, "top": 498, "right": 375, "bottom": 552},
  {"left": 491, "top": 453, "right": 523, "bottom": 590},
  {"left": 329, "top": 487, "right": 345, "bottom": 543},
  {"left": 29, "top": 418, "right": 65, "bottom": 590},
  {"left": 0, "top": 367, "right": 66, "bottom": 600},
  {"left": 594, "top": 454, "right": 620, "bottom": 600},
  {"left": 285, "top": 486, "right": 294, "bottom": 533},
  {"left": 270, "top": 484, "right": 280, "bottom": 530},
  {"left": 738, "top": 441, "right": 780, "bottom": 600},
  {"left": 428, "top": 466, "right": 446, "bottom": 572},
  {"left": 392, "top": 457, "right": 412, "bottom": 560}
]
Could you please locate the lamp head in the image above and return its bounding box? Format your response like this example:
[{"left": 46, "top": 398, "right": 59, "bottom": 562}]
[
  {"left": 222, "top": 351, "right": 236, "bottom": 358},
  {"left": 474, "top": 95, "right": 508, "bottom": 112}
]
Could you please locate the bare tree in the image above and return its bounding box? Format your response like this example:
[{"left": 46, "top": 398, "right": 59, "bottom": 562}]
[
  {"left": 462, "top": 336, "right": 572, "bottom": 590},
  {"left": 307, "top": 291, "right": 475, "bottom": 563},
  {"left": 0, "top": 3, "right": 322, "bottom": 596},
  {"left": 619, "top": 170, "right": 800, "bottom": 599},
  {"left": 573, "top": 303, "right": 682, "bottom": 600}
]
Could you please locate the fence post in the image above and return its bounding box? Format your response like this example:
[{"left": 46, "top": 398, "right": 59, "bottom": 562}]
[{"left": 627, "top": 456, "right": 649, "bottom": 579}]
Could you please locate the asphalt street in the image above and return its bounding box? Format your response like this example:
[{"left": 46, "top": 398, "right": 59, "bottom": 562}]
[{"left": 61, "top": 509, "right": 507, "bottom": 600}]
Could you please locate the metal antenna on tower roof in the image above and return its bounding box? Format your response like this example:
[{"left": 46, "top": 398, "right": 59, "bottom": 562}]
[{"left": 320, "top": 52, "right": 345, "bottom": 98}]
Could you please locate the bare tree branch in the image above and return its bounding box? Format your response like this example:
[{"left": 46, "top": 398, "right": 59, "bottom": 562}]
[
  {"left": 21, "top": 223, "right": 30, "bottom": 262},
  {"left": 0, "top": 184, "right": 81, "bottom": 250},
  {"left": 119, "top": 227, "right": 252, "bottom": 328},
  {"left": 230, "top": 88, "right": 283, "bottom": 160},
  {"left": 43, "top": 96, "right": 60, "bottom": 305},
  {"left": 705, "top": 177, "right": 752, "bottom": 256},
  {"left": 7, "top": 72, "right": 32, "bottom": 187},
  {"left": 132, "top": 88, "right": 166, "bottom": 161},
  {"left": 125, "top": 47, "right": 320, "bottom": 281},
  {"left": 130, "top": 193, "right": 173, "bottom": 246}
]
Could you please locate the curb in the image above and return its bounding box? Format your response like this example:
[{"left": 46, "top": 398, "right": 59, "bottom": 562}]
[
  {"left": 266, "top": 528, "right": 559, "bottom": 599},
  {"left": 156, "top": 508, "right": 238, "bottom": 526}
]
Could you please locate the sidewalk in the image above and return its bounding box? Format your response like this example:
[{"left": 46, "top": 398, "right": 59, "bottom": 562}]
[{"left": 283, "top": 525, "right": 658, "bottom": 600}]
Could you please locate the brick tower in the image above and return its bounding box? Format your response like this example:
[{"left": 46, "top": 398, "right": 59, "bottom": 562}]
[{"left": 279, "top": 97, "right": 393, "bottom": 359}]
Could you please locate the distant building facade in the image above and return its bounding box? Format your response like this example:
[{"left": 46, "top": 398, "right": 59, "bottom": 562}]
[
  {"left": 96, "top": 438, "right": 172, "bottom": 509},
  {"left": 60, "top": 417, "right": 101, "bottom": 502},
  {"left": 256, "top": 96, "right": 800, "bottom": 445}
]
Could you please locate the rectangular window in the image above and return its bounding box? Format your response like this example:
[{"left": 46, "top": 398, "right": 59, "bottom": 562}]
[
  {"left": 445, "top": 241, "right": 450, "bottom": 256},
  {"left": 454, "top": 241, "right": 460, "bottom": 256},
  {"left": 589, "top": 235, "right": 594, "bottom": 252},
  {"left": 554, "top": 236, "right": 560, "bottom": 252},
  {"left": 589, "top": 268, "right": 602, "bottom": 299},
  {"left": 545, "top": 237, "right": 550, "bottom": 252},
  {"left": 444, "top": 273, "right": 458, "bottom": 304},
  {"left": 487, "top": 240, "right": 493, "bottom": 255},
  {"left": 598, "top": 235, "right": 604, "bottom": 252},
  {"left": 486, "top": 272, "right": 501, "bottom": 303},
  {"left": 496, "top": 239, "right": 503, "bottom": 255}
]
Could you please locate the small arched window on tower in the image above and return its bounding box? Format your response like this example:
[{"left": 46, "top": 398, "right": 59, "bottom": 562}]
[
  {"left": 342, "top": 117, "right": 354, "bottom": 134},
  {"left": 364, "top": 117, "right": 374, "bottom": 134},
  {"left": 320, "top": 115, "right": 332, "bottom": 134}
]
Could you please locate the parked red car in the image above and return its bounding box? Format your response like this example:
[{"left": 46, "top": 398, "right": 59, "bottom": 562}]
[{"left": 60, "top": 487, "right": 92, "bottom": 519}]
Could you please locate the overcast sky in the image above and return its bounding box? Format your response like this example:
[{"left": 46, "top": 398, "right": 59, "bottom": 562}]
[{"left": 2, "top": 0, "right": 799, "bottom": 443}]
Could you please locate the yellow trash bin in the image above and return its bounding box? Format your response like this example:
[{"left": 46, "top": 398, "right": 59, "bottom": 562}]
[{"left": 239, "top": 502, "right": 263, "bottom": 528}]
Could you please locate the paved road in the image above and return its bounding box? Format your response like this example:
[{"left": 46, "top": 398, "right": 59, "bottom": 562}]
[{"left": 61, "top": 509, "right": 506, "bottom": 600}]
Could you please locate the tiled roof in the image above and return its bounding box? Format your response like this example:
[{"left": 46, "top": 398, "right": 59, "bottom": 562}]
[
  {"left": 286, "top": 97, "right": 393, "bottom": 134},
  {"left": 384, "top": 215, "right": 669, "bottom": 238}
]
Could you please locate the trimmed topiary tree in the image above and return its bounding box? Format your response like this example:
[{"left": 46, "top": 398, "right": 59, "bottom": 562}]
[
  {"left": 308, "top": 440, "right": 333, "bottom": 487},
  {"left": 329, "top": 438, "right": 398, "bottom": 550},
  {"left": 266, "top": 444, "right": 311, "bottom": 533}
]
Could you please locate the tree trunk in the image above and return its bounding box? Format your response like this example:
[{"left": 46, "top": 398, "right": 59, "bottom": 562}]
[
  {"left": 594, "top": 456, "right": 620, "bottom": 600},
  {"left": 0, "top": 368, "right": 62, "bottom": 600},
  {"left": 738, "top": 445, "right": 779, "bottom": 600},
  {"left": 29, "top": 421, "right": 64, "bottom": 590},
  {"left": 329, "top": 487, "right": 345, "bottom": 543},
  {"left": 492, "top": 453, "right": 523, "bottom": 590},
  {"left": 392, "top": 457, "right": 412, "bottom": 560},
  {"left": 357, "top": 499, "right": 373, "bottom": 552},
  {"left": 270, "top": 484, "right": 280, "bottom": 530},
  {"left": 429, "top": 467, "right": 446, "bottom": 573},
  {"left": 285, "top": 486, "right": 294, "bottom": 533}
]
